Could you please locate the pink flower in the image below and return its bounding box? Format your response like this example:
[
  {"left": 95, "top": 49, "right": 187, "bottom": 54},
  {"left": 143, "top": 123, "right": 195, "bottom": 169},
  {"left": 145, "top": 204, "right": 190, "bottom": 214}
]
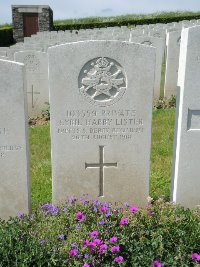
[
  {"left": 82, "top": 239, "right": 90, "bottom": 246},
  {"left": 89, "top": 230, "right": 98, "bottom": 239},
  {"left": 109, "top": 236, "right": 118, "bottom": 243},
  {"left": 114, "top": 256, "right": 124, "bottom": 262},
  {"left": 98, "top": 244, "right": 108, "bottom": 254},
  {"left": 129, "top": 206, "right": 138, "bottom": 213},
  {"left": 69, "top": 249, "right": 78, "bottom": 257},
  {"left": 82, "top": 264, "right": 90, "bottom": 267},
  {"left": 88, "top": 241, "right": 96, "bottom": 250},
  {"left": 99, "top": 206, "right": 107, "bottom": 213},
  {"left": 75, "top": 211, "right": 85, "bottom": 222},
  {"left": 111, "top": 245, "right": 120, "bottom": 253},
  {"left": 152, "top": 259, "right": 162, "bottom": 267},
  {"left": 93, "top": 239, "right": 103, "bottom": 246},
  {"left": 119, "top": 217, "right": 128, "bottom": 226},
  {"left": 192, "top": 253, "right": 200, "bottom": 261}
]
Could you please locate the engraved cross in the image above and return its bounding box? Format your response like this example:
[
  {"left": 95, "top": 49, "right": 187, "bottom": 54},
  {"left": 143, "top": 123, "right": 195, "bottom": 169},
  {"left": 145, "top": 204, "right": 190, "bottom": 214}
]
[
  {"left": 85, "top": 146, "right": 117, "bottom": 197},
  {"left": 27, "top": 85, "right": 40, "bottom": 108}
]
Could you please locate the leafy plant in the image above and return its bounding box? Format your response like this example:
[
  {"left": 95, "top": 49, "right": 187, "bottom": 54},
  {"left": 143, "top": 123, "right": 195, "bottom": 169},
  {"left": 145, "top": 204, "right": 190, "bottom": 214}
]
[
  {"left": 154, "top": 96, "right": 176, "bottom": 110},
  {"left": 0, "top": 197, "right": 199, "bottom": 266}
]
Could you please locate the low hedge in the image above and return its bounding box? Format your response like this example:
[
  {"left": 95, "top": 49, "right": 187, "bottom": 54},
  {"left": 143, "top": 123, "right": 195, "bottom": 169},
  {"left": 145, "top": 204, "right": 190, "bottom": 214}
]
[
  {"left": 1, "top": 12, "right": 200, "bottom": 47},
  {"left": 53, "top": 12, "right": 200, "bottom": 31},
  {"left": 0, "top": 27, "right": 14, "bottom": 47}
]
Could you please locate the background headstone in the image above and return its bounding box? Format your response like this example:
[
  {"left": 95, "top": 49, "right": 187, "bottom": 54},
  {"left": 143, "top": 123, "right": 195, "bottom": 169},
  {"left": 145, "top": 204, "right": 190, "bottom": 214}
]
[
  {"left": 130, "top": 35, "right": 164, "bottom": 99},
  {"left": 164, "top": 30, "right": 181, "bottom": 98},
  {"left": 15, "top": 51, "right": 49, "bottom": 117},
  {"left": 0, "top": 59, "right": 30, "bottom": 220},
  {"left": 171, "top": 26, "right": 200, "bottom": 208}
]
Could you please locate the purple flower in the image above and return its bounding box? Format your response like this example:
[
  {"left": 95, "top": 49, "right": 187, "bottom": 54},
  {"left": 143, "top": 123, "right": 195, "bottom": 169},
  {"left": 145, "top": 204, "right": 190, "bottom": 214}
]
[
  {"left": 98, "top": 244, "right": 108, "bottom": 254},
  {"left": 93, "top": 207, "right": 97, "bottom": 213},
  {"left": 93, "top": 239, "right": 103, "bottom": 246},
  {"left": 76, "top": 224, "right": 81, "bottom": 230},
  {"left": 63, "top": 207, "right": 68, "bottom": 212},
  {"left": 69, "top": 249, "right": 78, "bottom": 257},
  {"left": 152, "top": 259, "right": 162, "bottom": 267},
  {"left": 89, "top": 230, "right": 98, "bottom": 239},
  {"left": 83, "top": 239, "right": 90, "bottom": 246},
  {"left": 80, "top": 197, "right": 88, "bottom": 205},
  {"left": 105, "top": 211, "right": 112, "bottom": 217},
  {"left": 192, "top": 253, "right": 200, "bottom": 261},
  {"left": 84, "top": 253, "right": 89, "bottom": 259},
  {"left": 98, "top": 219, "right": 105, "bottom": 225},
  {"left": 40, "top": 239, "right": 48, "bottom": 245},
  {"left": 69, "top": 196, "right": 77, "bottom": 205},
  {"left": 41, "top": 203, "right": 59, "bottom": 215},
  {"left": 129, "top": 206, "right": 138, "bottom": 213},
  {"left": 17, "top": 212, "right": 24, "bottom": 219},
  {"left": 75, "top": 211, "right": 85, "bottom": 222},
  {"left": 119, "top": 217, "right": 128, "bottom": 226},
  {"left": 103, "top": 201, "right": 110, "bottom": 208},
  {"left": 99, "top": 206, "right": 107, "bottom": 213},
  {"left": 82, "top": 264, "right": 90, "bottom": 267},
  {"left": 70, "top": 243, "right": 77, "bottom": 248},
  {"left": 124, "top": 201, "right": 129, "bottom": 207},
  {"left": 92, "top": 199, "right": 101, "bottom": 206},
  {"left": 109, "top": 236, "right": 118, "bottom": 243},
  {"left": 111, "top": 245, "right": 120, "bottom": 253},
  {"left": 114, "top": 256, "right": 124, "bottom": 262},
  {"left": 58, "top": 234, "right": 64, "bottom": 240}
]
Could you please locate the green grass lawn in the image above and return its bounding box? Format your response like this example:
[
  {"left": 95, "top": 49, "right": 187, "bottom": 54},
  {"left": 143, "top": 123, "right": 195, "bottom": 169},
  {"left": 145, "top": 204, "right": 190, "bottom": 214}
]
[{"left": 29, "top": 108, "right": 176, "bottom": 210}]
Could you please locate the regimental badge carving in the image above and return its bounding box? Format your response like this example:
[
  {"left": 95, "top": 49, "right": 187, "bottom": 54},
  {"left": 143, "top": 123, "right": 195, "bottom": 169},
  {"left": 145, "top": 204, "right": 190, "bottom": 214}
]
[
  {"left": 23, "top": 55, "right": 40, "bottom": 72},
  {"left": 79, "top": 57, "right": 127, "bottom": 107}
]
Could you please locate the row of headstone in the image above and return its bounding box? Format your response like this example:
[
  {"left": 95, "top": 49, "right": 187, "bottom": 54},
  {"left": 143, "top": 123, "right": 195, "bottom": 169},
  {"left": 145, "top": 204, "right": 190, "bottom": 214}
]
[
  {"left": 0, "top": 25, "right": 200, "bottom": 220},
  {"left": 0, "top": 19, "right": 200, "bottom": 120}
]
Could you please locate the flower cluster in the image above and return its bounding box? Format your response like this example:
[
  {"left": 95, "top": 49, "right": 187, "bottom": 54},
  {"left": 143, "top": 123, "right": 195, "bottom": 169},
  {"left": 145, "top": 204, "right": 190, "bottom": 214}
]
[
  {"left": 41, "top": 203, "right": 59, "bottom": 215},
  {"left": 37, "top": 196, "right": 198, "bottom": 266},
  {"left": 69, "top": 230, "right": 124, "bottom": 266}
]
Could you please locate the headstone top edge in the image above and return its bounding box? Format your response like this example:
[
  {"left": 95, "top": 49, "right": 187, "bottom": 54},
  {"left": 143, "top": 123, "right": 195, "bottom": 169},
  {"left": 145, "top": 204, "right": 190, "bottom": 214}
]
[
  {"left": 0, "top": 59, "right": 24, "bottom": 67},
  {"left": 48, "top": 40, "right": 156, "bottom": 53}
]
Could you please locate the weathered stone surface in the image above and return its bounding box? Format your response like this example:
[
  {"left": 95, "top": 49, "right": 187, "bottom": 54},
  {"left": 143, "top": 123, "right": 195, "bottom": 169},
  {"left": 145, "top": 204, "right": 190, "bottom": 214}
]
[
  {"left": 0, "top": 59, "right": 30, "bottom": 220},
  {"left": 171, "top": 26, "right": 200, "bottom": 208},
  {"left": 48, "top": 40, "right": 156, "bottom": 206},
  {"left": 15, "top": 51, "right": 49, "bottom": 117}
]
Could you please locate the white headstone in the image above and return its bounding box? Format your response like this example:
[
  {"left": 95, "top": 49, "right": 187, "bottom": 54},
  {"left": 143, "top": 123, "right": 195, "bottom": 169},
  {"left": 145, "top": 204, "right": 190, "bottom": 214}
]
[
  {"left": 171, "top": 26, "right": 200, "bottom": 208},
  {"left": 0, "top": 59, "right": 30, "bottom": 220},
  {"left": 48, "top": 40, "right": 156, "bottom": 206},
  {"left": 15, "top": 51, "right": 49, "bottom": 118},
  {"left": 164, "top": 30, "right": 181, "bottom": 98},
  {"left": 130, "top": 35, "right": 164, "bottom": 99}
]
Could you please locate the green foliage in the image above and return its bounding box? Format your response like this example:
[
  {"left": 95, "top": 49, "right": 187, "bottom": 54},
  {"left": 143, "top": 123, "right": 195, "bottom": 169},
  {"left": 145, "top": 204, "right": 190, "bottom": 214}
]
[
  {"left": 0, "top": 27, "right": 14, "bottom": 46},
  {"left": 0, "top": 198, "right": 199, "bottom": 266},
  {"left": 53, "top": 11, "right": 200, "bottom": 31},
  {"left": 0, "top": 23, "right": 12, "bottom": 29},
  {"left": 154, "top": 96, "right": 176, "bottom": 110},
  {"left": 42, "top": 104, "right": 50, "bottom": 120}
]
